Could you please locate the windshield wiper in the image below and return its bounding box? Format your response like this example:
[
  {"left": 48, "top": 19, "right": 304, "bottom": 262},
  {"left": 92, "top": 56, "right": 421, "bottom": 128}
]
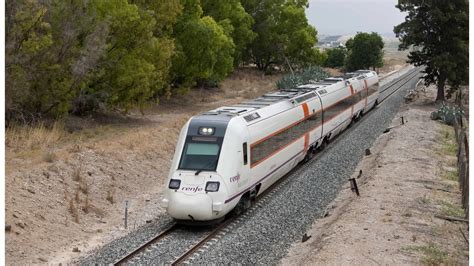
[{"left": 195, "top": 159, "right": 217, "bottom": 175}]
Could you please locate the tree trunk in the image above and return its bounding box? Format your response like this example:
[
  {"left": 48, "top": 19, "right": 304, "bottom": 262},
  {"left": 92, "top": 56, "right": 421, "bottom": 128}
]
[{"left": 436, "top": 75, "right": 446, "bottom": 102}]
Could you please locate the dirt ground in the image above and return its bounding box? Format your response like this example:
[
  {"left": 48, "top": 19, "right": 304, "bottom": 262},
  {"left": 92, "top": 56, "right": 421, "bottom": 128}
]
[
  {"left": 281, "top": 85, "right": 469, "bottom": 265},
  {"left": 4, "top": 64, "right": 407, "bottom": 265}
]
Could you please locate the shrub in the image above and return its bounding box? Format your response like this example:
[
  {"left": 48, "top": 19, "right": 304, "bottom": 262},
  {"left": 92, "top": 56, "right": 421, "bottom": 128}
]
[
  {"left": 276, "top": 66, "right": 329, "bottom": 90},
  {"left": 430, "top": 104, "right": 465, "bottom": 125}
]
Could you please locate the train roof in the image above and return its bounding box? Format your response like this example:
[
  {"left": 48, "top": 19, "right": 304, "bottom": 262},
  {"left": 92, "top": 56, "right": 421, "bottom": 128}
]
[{"left": 199, "top": 70, "right": 377, "bottom": 123}]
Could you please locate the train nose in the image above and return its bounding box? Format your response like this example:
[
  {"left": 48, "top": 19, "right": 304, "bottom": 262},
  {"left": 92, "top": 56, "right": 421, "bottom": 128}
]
[{"left": 167, "top": 193, "right": 214, "bottom": 221}]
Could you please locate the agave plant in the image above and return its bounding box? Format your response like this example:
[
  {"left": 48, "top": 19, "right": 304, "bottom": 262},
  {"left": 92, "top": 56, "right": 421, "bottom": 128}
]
[{"left": 276, "top": 66, "right": 330, "bottom": 90}]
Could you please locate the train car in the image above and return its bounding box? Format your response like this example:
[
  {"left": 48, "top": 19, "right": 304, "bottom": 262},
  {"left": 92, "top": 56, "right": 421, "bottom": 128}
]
[{"left": 162, "top": 70, "right": 379, "bottom": 223}]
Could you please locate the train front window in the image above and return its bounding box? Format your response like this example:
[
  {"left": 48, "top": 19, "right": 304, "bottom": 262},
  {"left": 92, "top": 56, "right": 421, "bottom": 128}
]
[{"left": 178, "top": 138, "right": 222, "bottom": 171}]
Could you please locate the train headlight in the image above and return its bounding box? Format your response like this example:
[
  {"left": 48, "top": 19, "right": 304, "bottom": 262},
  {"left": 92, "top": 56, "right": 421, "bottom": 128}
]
[
  {"left": 205, "top": 181, "right": 220, "bottom": 192},
  {"left": 169, "top": 179, "right": 181, "bottom": 190},
  {"left": 199, "top": 127, "right": 215, "bottom": 135}
]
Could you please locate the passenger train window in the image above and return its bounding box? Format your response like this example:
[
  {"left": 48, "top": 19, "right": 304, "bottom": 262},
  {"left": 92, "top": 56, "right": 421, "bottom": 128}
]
[
  {"left": 178, "top": 137, "right": 223, "bottom": 171},
  {"left": 243, "top": 142, "right": 248, "bottom": 165},
  {"left": 251, "top": 111, "right": 322, "bottom": 166}
]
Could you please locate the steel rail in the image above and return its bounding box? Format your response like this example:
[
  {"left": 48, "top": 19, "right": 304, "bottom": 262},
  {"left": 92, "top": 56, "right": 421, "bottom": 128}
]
[
  {"left": 379, "top": 68, "right": 420, "bottom": 98},
  {"left": 113, "top": 223, "right": 178, "bottom": 265},
  {"left": 171, "top": 217, "right": 236, "bottom": 265},
  {"left": 380, "top": 68, "right": 419, "bottom": 93},
  {"left": 378, "top": 68, "right": 421, "bottom": 104}
]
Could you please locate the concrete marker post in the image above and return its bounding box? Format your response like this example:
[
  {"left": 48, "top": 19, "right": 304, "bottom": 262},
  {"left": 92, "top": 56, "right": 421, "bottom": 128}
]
[{"left": 124, "top": 200, "right": 129, "bottom": 229}]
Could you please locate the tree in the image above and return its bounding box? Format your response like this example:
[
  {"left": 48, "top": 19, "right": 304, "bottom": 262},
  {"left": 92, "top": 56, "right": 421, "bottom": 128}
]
[
  {"left": 171, "top": 0, "right": 235, "bottom": 88},
  {"left": 75, "top": 0, "right": 177, "bottom": 113},
  {"left": 130, "top": 0, "right": 182, "bottom": 36},
  {"left": 5, "top": 0, "right": 179, "bottom": 119},
  {"left": 201, "top": 0, "right": 256, "bottom": 66},
  {"left": 325, "top": 47, "right": 346, "bottom": 68},
  {"left": 6, "top": 0, "right": 92, "bottom": 119},
  {"left": 394, "top": 0, "right": 469, "bottom": 102},
  {"left": 241, "top": 0, "right": 319, "bottom": 72},
  {"left": 345, "top": 32, "right": 384, "bottom": 71}
]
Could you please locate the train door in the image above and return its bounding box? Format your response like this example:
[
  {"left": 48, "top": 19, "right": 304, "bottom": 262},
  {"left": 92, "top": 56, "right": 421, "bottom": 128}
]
[
  {"left": 234, "top": 135, "right": 255, "bottom": 213},
  {"left": 237, "top": 128, "right": 251, "bottom": 192}
]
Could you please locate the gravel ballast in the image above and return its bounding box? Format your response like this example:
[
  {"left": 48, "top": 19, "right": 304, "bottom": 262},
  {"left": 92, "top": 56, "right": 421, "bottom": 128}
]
[{"left": 81, "top": 70, "right": 421, "bottom": 264}]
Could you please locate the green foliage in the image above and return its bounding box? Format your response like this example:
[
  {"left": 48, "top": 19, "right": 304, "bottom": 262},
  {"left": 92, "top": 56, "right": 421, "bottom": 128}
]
[
  {"left": 130, "top": 0, "right": 182, "bottom": 35},
  {"left": 242, "top": 0, "right": 319, "bottom": 71},
  {"left": 201, "top": 0, "right": 256, "bottom": 66},
  {"left": 86, "top": 0, "right": 176, "bottom": 113},
  {"left": 276, "top": 66, "right": 329, "bottom": 90},
  {"left": 6, "top": 0, "right": 179, "bottom": 119},
  {"left": 6, "top": 0, "right": 86, "bottom": 118},
  {"left": 171, "top": 0, "right": 235, "bottom": 88},
  {"left": 325, "top": 48, "right": 346, "bottom": 68},
  {"left": 309, "top": 48, "right": 328, "bottom": 67},
  {"left": 345, "top": 32, "right": 384, "bottom": 71},
  {"left": 394, "top": 0, "right": 469, "bottom": 102},
  {"left": 6, "top": 0, "right": 322, "bottom": 122}
]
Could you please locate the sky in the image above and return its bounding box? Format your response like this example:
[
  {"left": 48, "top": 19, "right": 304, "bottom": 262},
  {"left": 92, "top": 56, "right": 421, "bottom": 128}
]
[{"left": 305, "top": 0, "right": 406, "bottom": 36}]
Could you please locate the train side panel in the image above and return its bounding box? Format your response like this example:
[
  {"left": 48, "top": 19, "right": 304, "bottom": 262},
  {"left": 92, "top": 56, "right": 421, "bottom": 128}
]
[
  {"left": 242, "top": 99, "right": 322, "bottom": 198},
  {"left": 351, "top": 78, "right": 366, "bottom": 117},
  {"left": 365, "top": 73, "right": 380, "bottom": 112},
  {"left": 247, "top": 104, "right": 305, "bottom": 197},
  {"left": 215, "top": 118, "right": 251, "bottom": 211},
  {"left": 320, "top": 85, "right": 353, "bottom": 140}
]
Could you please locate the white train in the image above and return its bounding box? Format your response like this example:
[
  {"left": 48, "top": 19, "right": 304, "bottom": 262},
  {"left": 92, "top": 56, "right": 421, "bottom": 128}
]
[{"left": 162, "top": 70, "right": 379, "bottom": 223}]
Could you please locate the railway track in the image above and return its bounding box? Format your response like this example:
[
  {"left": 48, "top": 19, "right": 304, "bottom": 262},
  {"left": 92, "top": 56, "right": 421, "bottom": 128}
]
[
  {"left": 113, "top": 68, "right": 422, "bottom": 265},
  {"left": 378, "top": 67, "right": 421, "bottom": 104}
]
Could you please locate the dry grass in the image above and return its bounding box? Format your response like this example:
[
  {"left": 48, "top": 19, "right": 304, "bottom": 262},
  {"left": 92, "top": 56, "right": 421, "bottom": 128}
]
[
  {"left": 436, "top": 124, "right": 459, "bottom": 183},
  {"left": 403, "top": 243, "right": 449, "bottom": 264},
  {"left": 74, "top": 188, "right": 80, "bottom": 203},
  {"left": 65, "top": 191, "right": 80, "bottom": 224},
  {"left": 82, "top": 194, "right": 90, "bottom": 214},
  {"left": 79, "top": 179, "right": 89, "bottom": 194},
  {"left": 220, "top": 68, "right": 280, "bottom": 100},
  {"left": 106, "top": 185, "right": 115, "bottom": 204},
  {"left": 6, "top": 121, "right": 65, "bottom": 152},
  {"left": 42, "top": 151, "right": 56, "bottom": 163},
  {"left": 69, "top": 143, "right": 82, "bottom": 153},
  {"left": 72, "top": 165, "right": 82, "bottom": 182}
]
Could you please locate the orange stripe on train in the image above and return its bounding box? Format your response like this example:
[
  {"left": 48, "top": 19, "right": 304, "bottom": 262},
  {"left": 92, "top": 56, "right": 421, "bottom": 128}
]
[{"left": 302, "top": 103, "right": 310, "bottom": 118}]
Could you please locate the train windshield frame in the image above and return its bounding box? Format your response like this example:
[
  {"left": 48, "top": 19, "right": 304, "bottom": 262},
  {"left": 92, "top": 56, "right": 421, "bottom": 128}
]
[{"left": 178, "top": 136, "right": 223, "bottom": 171}]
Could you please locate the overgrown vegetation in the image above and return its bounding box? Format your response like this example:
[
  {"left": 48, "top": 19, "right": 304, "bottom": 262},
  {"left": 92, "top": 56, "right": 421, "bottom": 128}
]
[{"left": 6, "top": 0, "right": 322, "bottom": 123}]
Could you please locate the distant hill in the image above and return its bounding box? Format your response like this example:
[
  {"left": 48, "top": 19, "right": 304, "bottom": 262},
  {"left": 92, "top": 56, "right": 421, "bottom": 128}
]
[{"left": 319, "top": 33, "right": 399, "bottom": 45}]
